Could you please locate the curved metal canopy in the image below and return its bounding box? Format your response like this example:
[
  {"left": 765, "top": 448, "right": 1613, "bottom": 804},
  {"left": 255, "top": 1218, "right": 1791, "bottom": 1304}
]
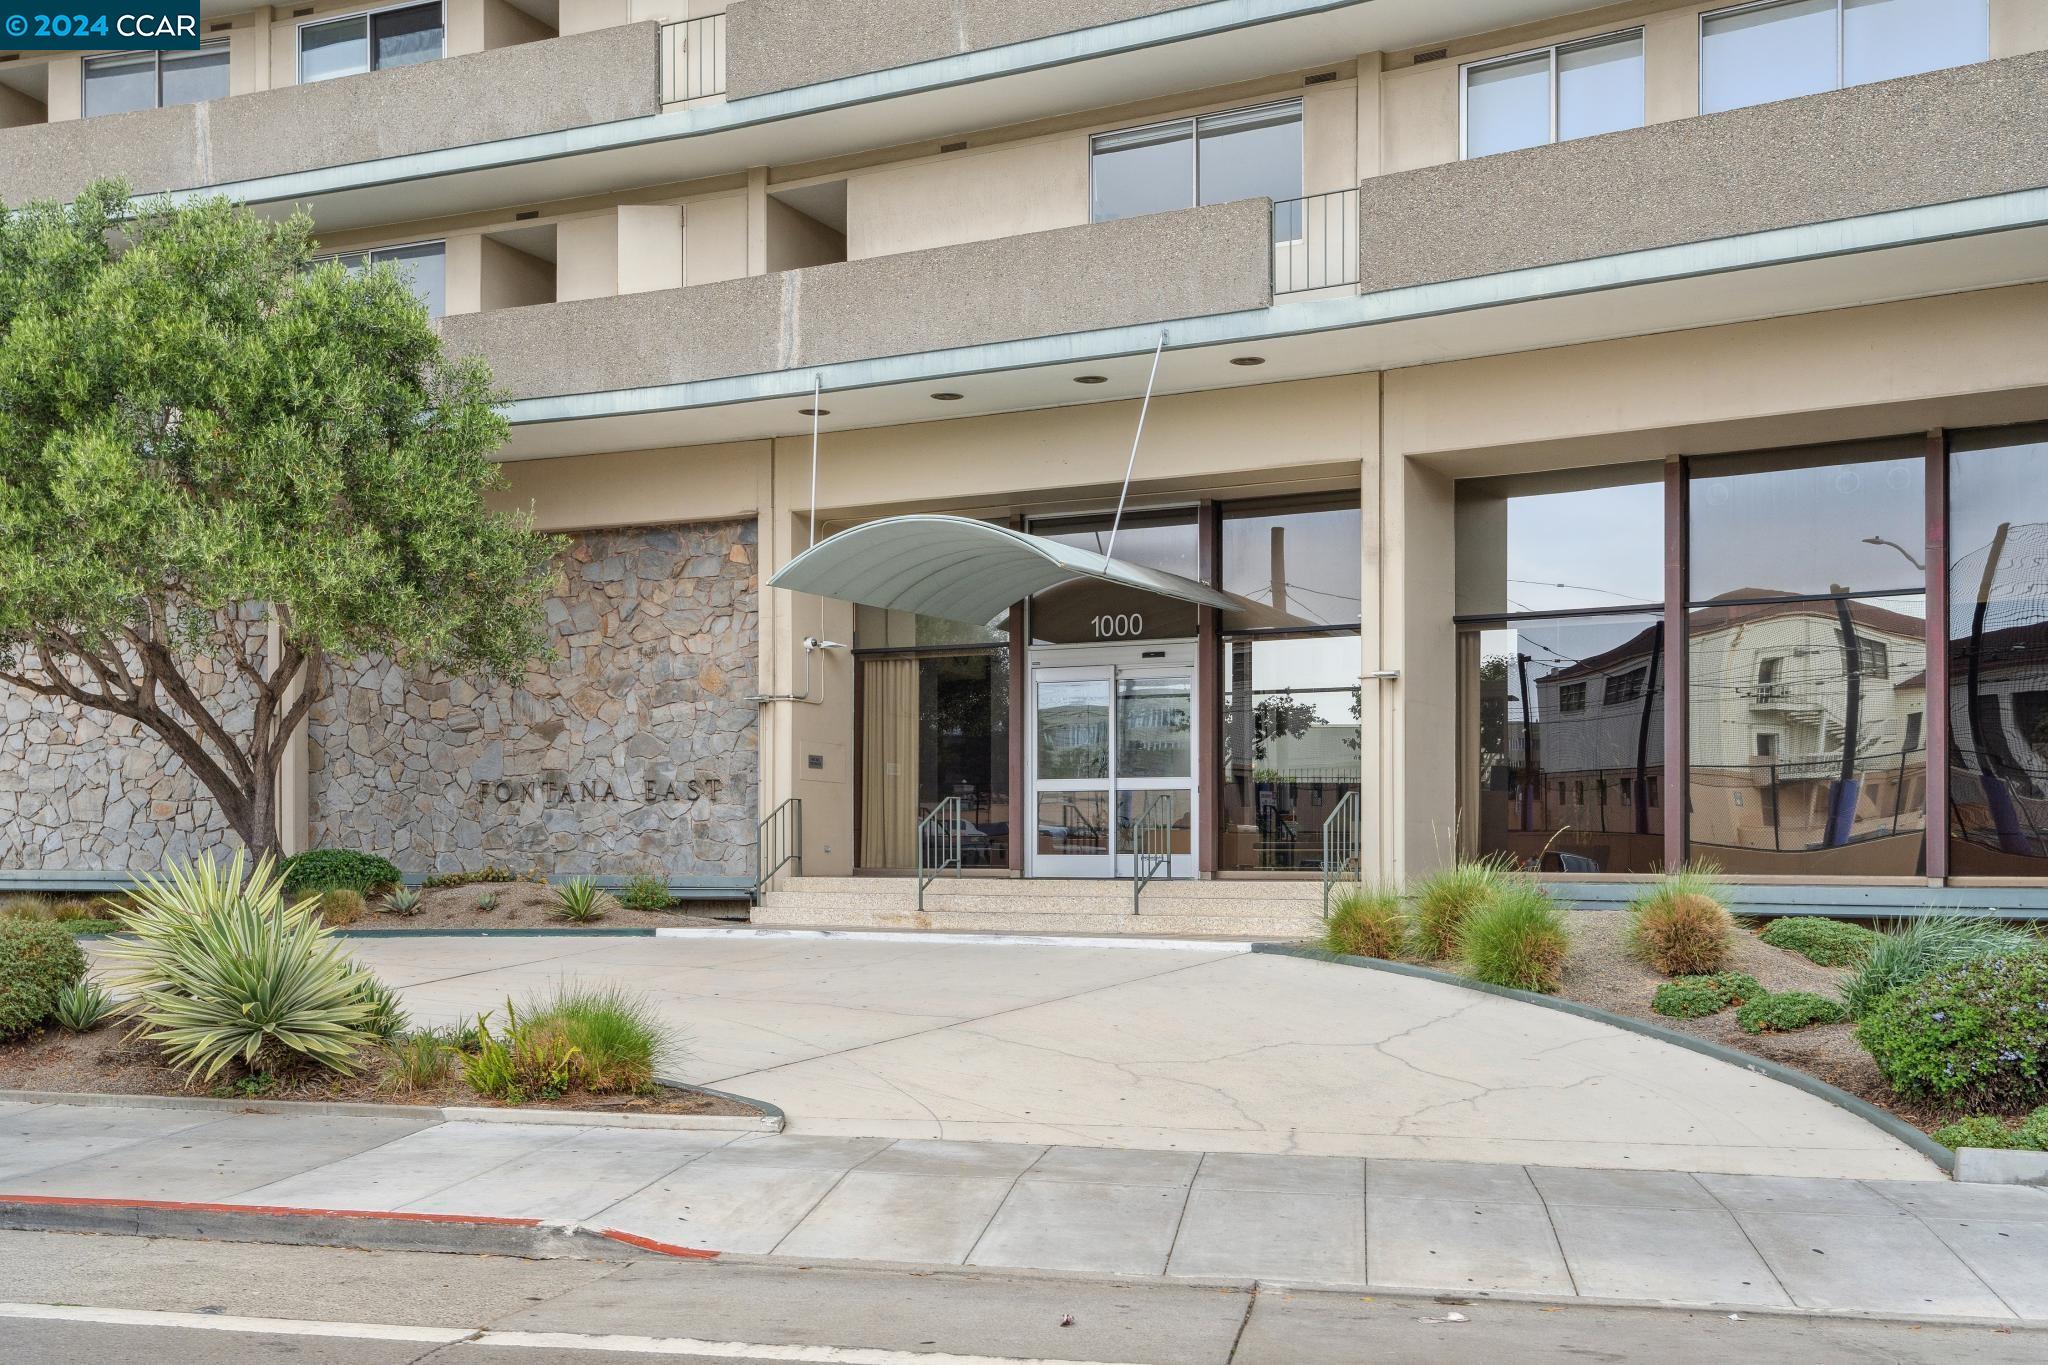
[{"left": 767, "top": 515, "right": 1238, "bottom": 626}]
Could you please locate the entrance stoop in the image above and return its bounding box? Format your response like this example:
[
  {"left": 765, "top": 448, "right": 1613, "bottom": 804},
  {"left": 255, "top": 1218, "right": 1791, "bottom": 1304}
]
[{"left": 754, "top": 877, "right": 1326, "bottom": 939}]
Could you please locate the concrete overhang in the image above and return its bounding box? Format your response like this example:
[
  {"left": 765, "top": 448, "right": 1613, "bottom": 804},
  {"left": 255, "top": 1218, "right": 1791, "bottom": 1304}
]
[
  {"left": 489, "top": 187, "right": 2048, "bottom": 461},
  {"left": 769, "top": 514, "right": 1238, "bottom": 624},
  {"left": 144, "top": 0, "right": 1593, "bottom": 230}
]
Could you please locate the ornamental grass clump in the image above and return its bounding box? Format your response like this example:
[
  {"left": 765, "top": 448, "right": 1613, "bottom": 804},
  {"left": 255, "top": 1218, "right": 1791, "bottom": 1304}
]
[
  {"left": 1842, "top": 913, "right": 2039, "bottom": 1018},
  {"left": 1736, "top": 990, "right": 1849, "bottom": 1035},
  {"left": 1856, "top": 953, "right": 2048, "bottom": 1109},
  {"left": 1627, "top": 864, "right": 1734, "bottom": 976},
  {"left": 1758, "top": 916, "right": 1881, "bottom": 967},
  {"left": 1321, "top": 884, "right": 1408, "bottom": 960},
  {"left": 460, "top": 986, "right": 671, "bottom": 1104},
  {"left": 1411, "top": 857, "right": 1512, "bottom": 961},
  {"left": 1459, "top": 882, "right": 1570, "bottom": 994},
  {"left": 1651, "top": 971, "right": 1765, "bottom": 1020},
  {"left": 102, "top": 853, "right": 395, "bottom": 1081},
  {"left": 318, "top": 888, "right": 367, "bottom": 927},
  {"left": 0, "top": 917, "right": 88, "bottom": 1039}
]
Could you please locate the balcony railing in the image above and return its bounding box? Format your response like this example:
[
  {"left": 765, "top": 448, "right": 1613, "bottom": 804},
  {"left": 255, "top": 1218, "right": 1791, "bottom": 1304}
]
[
  {"left": 1273, "top": 188, "right": 1359, "bottom": 295},
  {"left": 661, "top": 12, "right": 727, "bottom": 101}
]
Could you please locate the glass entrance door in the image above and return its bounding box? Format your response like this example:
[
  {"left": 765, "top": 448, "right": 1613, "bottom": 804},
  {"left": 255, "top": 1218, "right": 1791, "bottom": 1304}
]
[{"left": 1029, "top": 644, "right": 1197, "bottom": 877}]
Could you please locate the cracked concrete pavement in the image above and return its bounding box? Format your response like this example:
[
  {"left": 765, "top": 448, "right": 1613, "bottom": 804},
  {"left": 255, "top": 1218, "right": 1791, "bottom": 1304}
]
[{"left": 331, "top": 934, "right": 1938, "bottom": 1177}]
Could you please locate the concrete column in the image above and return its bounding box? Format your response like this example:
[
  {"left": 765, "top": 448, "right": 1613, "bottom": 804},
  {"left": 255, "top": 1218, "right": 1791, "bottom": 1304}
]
[
  {"left": 1643, "top": 9, "right": 1699, "bottom": 125},
  {"left": 559, "top": 0, "right": 630, "bottom": 36},
  {"left": 441, "top": 233, "right": 484, "bottom": 316},
  {"left": 746, "top": 167, "right": 770, "bottom": 277},
  {"left": 1354, "top": 53, "right": 1383, "bottom": 180},
  {"left": 45, "top": 57, "right": 82, "bottom": 122},
  {"left": 617, "top": 205, "right": 685, "bottom": 294},
  {"left": 267, "top": 614, "right": 310, "bottom": 856},
  {"left": 1991, "top": 0, "right": 2048, "bottom": 56},
  {"left": 228, "top": 12, "right": 273, "bottom": 97}
]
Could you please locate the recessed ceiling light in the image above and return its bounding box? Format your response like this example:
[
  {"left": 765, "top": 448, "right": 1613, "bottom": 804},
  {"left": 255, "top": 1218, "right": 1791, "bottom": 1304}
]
[
  {"left": 1229, "top": 356, "right": 1266, "bottom": 367},
  {"left": 930, "top": 392, "right": 964, "bottom": 401},
  {"left": 1073, "top": 375, "right": 1108, "bottom": 384},
  {"left": 797, "top": 407, "right": 829, "bottom": 416}
]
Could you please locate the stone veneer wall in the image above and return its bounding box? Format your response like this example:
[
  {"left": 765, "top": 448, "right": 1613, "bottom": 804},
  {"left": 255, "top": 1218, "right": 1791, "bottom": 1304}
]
[
  {"left": 0, "top": 657, "right": 248, "bottom": 871},
  {"left": 307, "top": 520, "right": 759, "bottom": 878}
]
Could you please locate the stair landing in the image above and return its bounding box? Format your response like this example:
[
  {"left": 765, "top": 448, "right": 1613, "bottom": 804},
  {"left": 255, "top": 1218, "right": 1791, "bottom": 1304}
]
[{"left": 755, "top": 876, "right": 1326, "bottom": 939}]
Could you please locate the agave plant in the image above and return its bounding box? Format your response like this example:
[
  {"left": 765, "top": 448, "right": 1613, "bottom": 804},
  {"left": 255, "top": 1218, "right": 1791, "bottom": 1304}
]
[
  {"left": 381, "top": 887, "right": 423, "bottom": 916},
  {"left": 101, "top": 853, "right": 389, "bottom": 1080},
  {"left": 52, "top": 979, "right": 116, "bottom": 1032},
  {"left": 548, "top": 878, "right": 613, "bottom": 923}
]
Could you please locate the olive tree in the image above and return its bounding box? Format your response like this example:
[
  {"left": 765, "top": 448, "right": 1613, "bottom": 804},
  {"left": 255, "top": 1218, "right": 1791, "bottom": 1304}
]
[{"left": 0, "top": 181, "right": 560, "bottom": 859}]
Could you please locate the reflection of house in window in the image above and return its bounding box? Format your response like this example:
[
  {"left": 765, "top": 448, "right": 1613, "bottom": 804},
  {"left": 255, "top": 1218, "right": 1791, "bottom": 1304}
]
[
  {"left": 1559, "top": 681, "right": 1587, "bottom": 713},
  {"left": 1903, "top": 711, "right": 1923, "bottom": 754},
  {"left": 1755, "top": 732, "right": 1780, "bottom": 758},
  {"left": 1836, "top": 629, "right": 1891, "bottom": 678},
  {"left": 1754, "top": 655, "right": 1785, "bottom": 699}
]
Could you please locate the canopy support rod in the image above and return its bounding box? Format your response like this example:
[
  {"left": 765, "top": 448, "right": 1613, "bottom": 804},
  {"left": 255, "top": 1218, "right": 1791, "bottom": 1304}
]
[
  {"left": 1104, "top": 331, "right": 1166, "bottom": 564},
  {"left": 807, "top": 372, "right": 822, "bottom": 551}
]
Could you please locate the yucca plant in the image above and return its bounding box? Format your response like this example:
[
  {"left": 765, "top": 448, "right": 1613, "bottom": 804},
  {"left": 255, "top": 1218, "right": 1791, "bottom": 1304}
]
[
  {"left": 101, "top": 853, "right": 388, "bottom": 1080},
  {"left": 548, "top": 878, "right": 613, "bottom": 923},
  {"left": 52, "top": 979, "right": 116, "bottom": 1032}
]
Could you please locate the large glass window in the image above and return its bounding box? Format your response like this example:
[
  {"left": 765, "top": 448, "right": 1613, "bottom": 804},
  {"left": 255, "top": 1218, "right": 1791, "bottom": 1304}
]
[
  {"left": 1220, "top": 498, "right": 1361, "bottom": 631},
  {"left": 1948, "top": 422, "right": 2048, "bottom": 874},
  {"left": 300, "top": 2, "right": 444, "bottom": 83},
  {"left": 1456, "top": 465, "right": 1666, "bottom": 873},
  {"left": 322, "top": 240, "right": 447, "bottom": 318},
  {"left": 1455, "top": 463, "right": 1664, "bottom": 616},
  {"left": 1462, "top": 29, "right": 1643, "bottom": 158},
  {"left": 1091, "top": 101, "right": 1302, "bottom": 224},
  {"left": 83, "top": 44, "right": 229, "bottom": 118},
  {"left": 858, "top": 652, "right": 1010, "bottom": 870},
  {"left": 1219, "top": 635, "right": 1361, "bottom": 871},
  {"left": 1701, "top": 0, "right": 1988, "bottom": 115},
  {"left": 1028, "top": 510, "right": 1199, "bottom": 644},
  {"left": 1686, "top": 442, "right": 1926, "bottom": 874}
]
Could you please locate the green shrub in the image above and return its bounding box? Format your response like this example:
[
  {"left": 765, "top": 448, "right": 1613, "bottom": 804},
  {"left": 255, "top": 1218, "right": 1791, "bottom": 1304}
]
[
  {"left": 280, "top": 849, "right": 401, "bottom": 897},
  {"left": 1412, "top": 858, "right": 1511, "bottom": 960},
  {"left": 537, "top": 985, "right": 668, "bottom": 1093},
  {"left": 381, "top": 887, "right": 423, "bottom": 916},
  {"left": 616, "top": 873, "right": 674, "bottom": 912},
  {"left": 1628, "top": 865, "right": 1734, "bottom": 976},
  {"left": 548, "top": 878, "right": 613, "bottom": 924},
  {"left": 1322, "top": 884, "right": 1408, "bottom": 960},
  {"left": 1651, "top": 971, "right": 1766, "bottom": 1019},
  {"left": 0, "top": 918, "right": 89, "bottom": 1038},
  {"left": 1842, "top": 913, "right": 2039, "bottom": 1018},
  {"left": 52, "top": 979, "right": 115, "bottom": 1032},
  {"left": 1736, "top": 990, "right": 1849, "bottom": 1035},
  {"left": 318, "top": 888, "right": 367, "bottom": 926},
  {"left": 1758, "top": 917, "right": 1881, "bottom": 967},
  {"left": 1459, "top": 883, "right": 1570, "bottom": 994},
  {"left": 382, "top": 1034, "right": 454, "bottom": 1095},
  {"left": 1856, "top": 954, "right": 2048, "bottom": 1109},
  {"left": 472, "top": 891, "right": 499, "bottom": 913},
  {"left": 102, "top": 854, "right": 387, "bottom": 1080},
  {"left": 1931, "top": 1108, "right": 2048, "bottom": 1152}
]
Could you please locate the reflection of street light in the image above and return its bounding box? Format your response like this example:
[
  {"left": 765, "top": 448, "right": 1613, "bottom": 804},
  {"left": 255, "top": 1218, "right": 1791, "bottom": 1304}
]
[{"left": 1862, "top": 535, "right": 1925, "bottom": 571}]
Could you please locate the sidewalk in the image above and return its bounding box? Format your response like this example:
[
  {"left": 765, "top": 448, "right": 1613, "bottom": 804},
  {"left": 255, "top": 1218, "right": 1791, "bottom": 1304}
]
[{"left": 3, "top": 1098, "right": 2043, "bottom": 1323}]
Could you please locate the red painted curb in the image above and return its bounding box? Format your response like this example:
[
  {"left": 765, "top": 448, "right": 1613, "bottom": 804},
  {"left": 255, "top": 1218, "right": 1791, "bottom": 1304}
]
[
  {"left": 0, "top": 1193, "right": 541, "bottom": 1227},
  {"left": 599, "top": 1228, "right": 721, "bottom": 1259}
]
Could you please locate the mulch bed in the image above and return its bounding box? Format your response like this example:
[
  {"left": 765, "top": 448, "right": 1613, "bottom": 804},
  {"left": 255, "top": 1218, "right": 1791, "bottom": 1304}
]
[
  {"left": 348, "top": 881, "right": 750, "bottom": 932},
  {"left": 1426, "top": 912, "right": 1989, "bottom": 1138},
  {"left": 0, "top": 1015, "right": 761, "bottom": 1118}
]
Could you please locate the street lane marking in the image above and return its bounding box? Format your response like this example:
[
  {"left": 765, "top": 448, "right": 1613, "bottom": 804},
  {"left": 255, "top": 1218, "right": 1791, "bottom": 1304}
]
[
  {"left": 0, "top": 1301, "right": 470, "bottom": 1343},
  {"left": 0, "top": 1302, "right": 1155, "bottom": 1364}
]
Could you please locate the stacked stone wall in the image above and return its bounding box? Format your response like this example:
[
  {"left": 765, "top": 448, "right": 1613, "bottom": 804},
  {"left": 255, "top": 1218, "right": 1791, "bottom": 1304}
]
[{"left": 306, "top": 520, "right": 759, "bottom": 878}]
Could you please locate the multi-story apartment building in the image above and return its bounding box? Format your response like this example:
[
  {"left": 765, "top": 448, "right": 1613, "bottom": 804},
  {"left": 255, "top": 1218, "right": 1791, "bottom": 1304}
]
[{"left": 2, "top": 0, "right": 2044, "bottom": 930}]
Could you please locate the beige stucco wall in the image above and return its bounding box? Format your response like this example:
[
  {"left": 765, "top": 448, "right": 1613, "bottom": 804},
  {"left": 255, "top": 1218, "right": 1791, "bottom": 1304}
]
[
  {"left": 843, "top": 139, "right": 1090, "bottom": 260},
  {"left": 1381, "top": 283, "right": 2048, "bottom": 878},
  {"left": 492, "top": 441, "right": 769, "bottom": 532},
  {"left": 764, "top": 196, "right": 846, "bottom": 273},
  {"left": 684, "top": 194, "right": 751, "bottom": 285},
  {"left": 479, "top": 234, "right": 556, "bottom": 310},
  {"left": 0, "top": 79, "right": 42, "bottom": 127}
]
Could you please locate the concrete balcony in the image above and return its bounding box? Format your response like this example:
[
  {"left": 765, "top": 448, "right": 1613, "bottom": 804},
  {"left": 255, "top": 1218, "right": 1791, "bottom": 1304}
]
[
  {"left": 0, "top": 23, "right": 660, "bottom": 207},
  {"left": 722, "top": 0, "right": 1206, "bottom": 99},
  {"left": 1358, "top": 51, "right": 2048, "bottom": 293},
  {"left": 444, "top": 198, "right": 1272, "bottom": 401}
]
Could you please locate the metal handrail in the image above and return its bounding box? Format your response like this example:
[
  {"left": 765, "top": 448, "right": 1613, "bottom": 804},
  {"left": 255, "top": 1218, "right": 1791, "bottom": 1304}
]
[
  {"left": 1130, "top": 793, "right": 1174, "bottom": 914},
  {"left": 660, "top": 12, "right": 726, "bottom": 102},
  {"left": 1272, "top": 187, "right": 1360, "bottom": 295},
  {"left": 1320, "top": 790, "right": 1362, "bottom": 917},
  {"left": 917, "top": 795, "right": 964, "bottom": 912},
  {"left": 754, "top": 796, "right": 802, "bottom": 896}
]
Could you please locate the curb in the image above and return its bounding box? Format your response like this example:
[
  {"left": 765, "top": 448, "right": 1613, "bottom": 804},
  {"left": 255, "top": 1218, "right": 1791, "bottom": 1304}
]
[
  {"left": 1253, "top": 944, "right": 1957, "bottom": 1176},
  {"left": 332, "top": 927, "right": 658, "bottom": 939},
  {"left": 654, "top": 926, "right": 1258, "bottom": 951},
  {"left": 0, "top": 1195, "right": 720, "bottom": 1261},
  {"left": 0, "top": 1087, "right": 783, "bottom": 1133}
]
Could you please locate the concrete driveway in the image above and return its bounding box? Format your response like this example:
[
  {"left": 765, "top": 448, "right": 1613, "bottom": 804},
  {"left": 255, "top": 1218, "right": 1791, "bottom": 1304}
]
[{"left": 343, "top": 933, "right": 1938, "bottom": 1179}]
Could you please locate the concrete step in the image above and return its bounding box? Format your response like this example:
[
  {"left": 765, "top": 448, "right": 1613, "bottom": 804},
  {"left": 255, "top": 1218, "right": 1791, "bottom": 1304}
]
[
  {"left": 750, "top": 900, "right": 1322, "bottom": 939},
  {"left": 761, "top": 890, "right": 1323, "bottom": 918},
  {"left": 777, "top": 876, "right": 1326, "bottom": 902}
]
